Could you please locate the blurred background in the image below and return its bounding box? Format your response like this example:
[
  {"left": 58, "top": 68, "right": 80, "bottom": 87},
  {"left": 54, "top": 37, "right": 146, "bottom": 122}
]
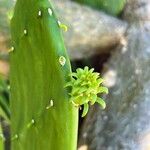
[{"left": 0, "top": 0, "right": 150, "bottom": 149}]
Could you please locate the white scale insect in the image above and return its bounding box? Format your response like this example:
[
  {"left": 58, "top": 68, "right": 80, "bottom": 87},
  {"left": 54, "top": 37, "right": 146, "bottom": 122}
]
[
  {"left": 9, "top": 46, "right": 15, "bottom": 53},
  {"left": 38, "top": 10, "right": 42, "bottom": 17},
  {"left": 48, "top": 8, "right": 53, "bottom": 16},
  {"left": 46, "top": 100, "right": 54, "bottom": 109},
  {"left": 59, "top": 56, "right": 66, "bottom": 66},
  {"left": 24, "top": 29, "right": 27, "bottom": 35}
]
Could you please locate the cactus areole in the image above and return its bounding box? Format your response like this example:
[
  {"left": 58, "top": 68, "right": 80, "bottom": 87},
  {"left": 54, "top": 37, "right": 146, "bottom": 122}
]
[{"left": 10, "top": 0, "right": 78, "bottom": 149}]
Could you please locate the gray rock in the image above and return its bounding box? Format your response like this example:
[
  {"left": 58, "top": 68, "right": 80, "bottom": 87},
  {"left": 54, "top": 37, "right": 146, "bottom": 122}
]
[
  {"left": 79, "top": 23, "right": 150, "bottom": 150},
  {"left": 54, "top": 0, "right": 127, "bottom": 60},
  {"left": 0, "top": 0, "right": 127, "bottom": 60},
  {"left": 0, "top": 0, "right": 13, "bottom": 53},
  {"left": 79, "top": 1, "right": 150, "bottom": 149},
  {"left": 123, "top": 0, "right": 150, "bottom": 22}
]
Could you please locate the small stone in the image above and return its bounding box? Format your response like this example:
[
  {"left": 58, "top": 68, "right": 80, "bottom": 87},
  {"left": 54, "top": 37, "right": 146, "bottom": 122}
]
[{"left": 78, "top": 145, "right": 88, "bottom": 150}]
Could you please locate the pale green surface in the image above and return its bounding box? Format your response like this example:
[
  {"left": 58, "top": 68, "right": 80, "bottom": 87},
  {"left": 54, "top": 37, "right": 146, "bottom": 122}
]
[
  {"left": 76, "top": 0, "right": 126, "bottom": 16},
  {"left": 10, "top": 0, "right": 78, "bottom": 149}
]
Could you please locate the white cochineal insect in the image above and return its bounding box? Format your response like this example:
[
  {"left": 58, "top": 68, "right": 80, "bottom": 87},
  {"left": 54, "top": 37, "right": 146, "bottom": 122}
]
[{"left": 65, "top": 66, "right": 108, "bottom": 117}]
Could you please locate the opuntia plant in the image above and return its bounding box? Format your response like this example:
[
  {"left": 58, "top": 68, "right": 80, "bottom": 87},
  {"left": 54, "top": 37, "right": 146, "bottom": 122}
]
[
  {"left": 9, "top": 0, "right": 108, "bottom": 149},
  {"left": 10, "top": 0, "right": 78, "bottom": 149},
  {"left": 75, "top": 0, "right": 126, "bottom": 16}
]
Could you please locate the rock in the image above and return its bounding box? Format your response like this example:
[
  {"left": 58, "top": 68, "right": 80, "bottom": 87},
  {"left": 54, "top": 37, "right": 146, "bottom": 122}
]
[
  {"left": 79, "top": 1, "right": 150, "bottom": 149},
  {"left": 54, "top": 0, "right": 127, "bottom": 60},
  {"left": 0, "top": 0, "right": 13, "bottom": 53},
  {"left": 79, "top": 23, "right": 150, "bottom": 150},
  {"left": 123, "top": 0, "right": 150, "bottom": 22},
  {"left": 78, "top": 145, "right": 88, "bottom": 150},
  {"left": 0, "top": 0, "right": 127, "bottom": 60}
]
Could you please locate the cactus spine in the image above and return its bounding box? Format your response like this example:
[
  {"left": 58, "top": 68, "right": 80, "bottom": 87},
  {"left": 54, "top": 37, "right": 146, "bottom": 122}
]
[{"left": 10, "top": 0, "right": 78, "bottom": 149}]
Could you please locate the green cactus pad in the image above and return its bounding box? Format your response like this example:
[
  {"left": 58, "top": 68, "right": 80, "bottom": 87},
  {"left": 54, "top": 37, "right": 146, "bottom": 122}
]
[
  {"left": 76, "top": 0, "right": 126, "bottom": 16},
  {"left": 10, "top": 0, "right": 78, "bottom": 150}
]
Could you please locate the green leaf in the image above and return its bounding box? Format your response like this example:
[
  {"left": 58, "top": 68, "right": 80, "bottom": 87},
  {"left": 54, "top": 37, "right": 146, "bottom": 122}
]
[
  {"left": 98, "top": 86, "right": 109, "bottom": 94},
  {"left": 90, "top": 94, "right": 97, "bottom": 105},
  {"left": 82, "top": 103, "right": 89, "bottom": 117},
  {"left": 96, "top": 97, "right": 106, "bottom": 109}
]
